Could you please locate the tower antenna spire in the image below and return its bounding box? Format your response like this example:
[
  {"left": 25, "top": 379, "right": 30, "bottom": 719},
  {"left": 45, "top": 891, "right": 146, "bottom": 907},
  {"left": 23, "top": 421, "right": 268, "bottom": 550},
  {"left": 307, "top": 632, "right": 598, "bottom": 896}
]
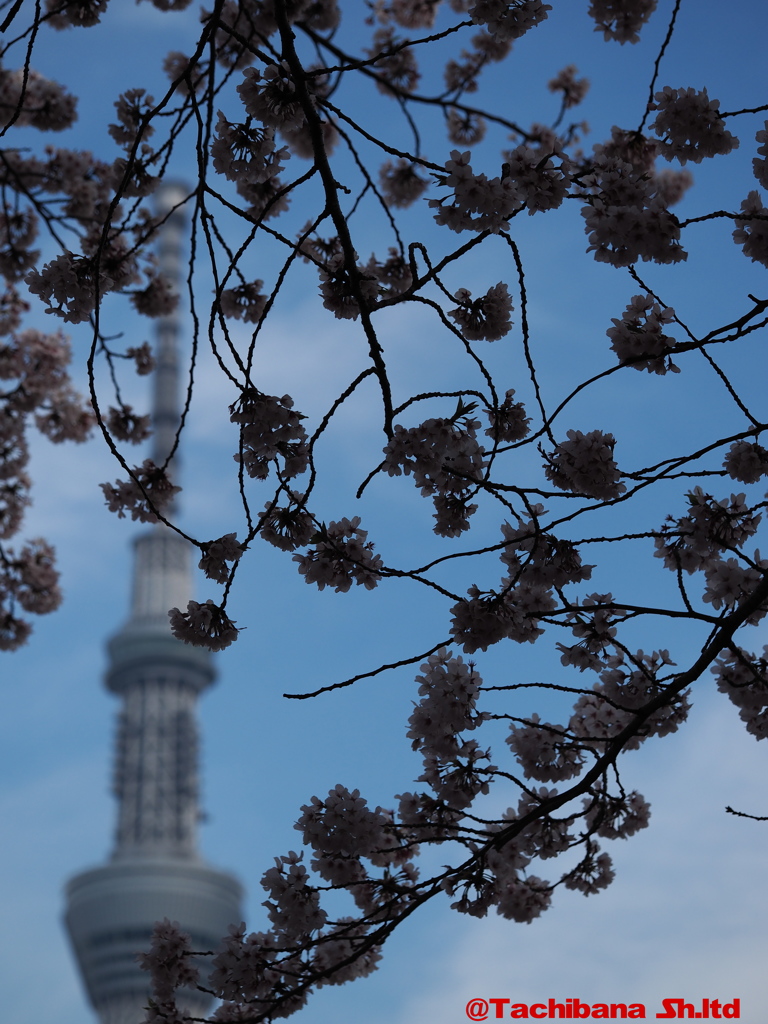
[
  {"left": 151, "top": 180, "right": 187, "bottom": 473},
  {"left": 64, "top": 186, "right": 242, "bottom": 1024}
]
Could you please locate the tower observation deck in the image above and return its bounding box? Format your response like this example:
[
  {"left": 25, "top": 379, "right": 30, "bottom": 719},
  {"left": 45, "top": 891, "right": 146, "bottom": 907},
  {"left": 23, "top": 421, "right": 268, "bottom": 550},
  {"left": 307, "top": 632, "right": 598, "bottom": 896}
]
[{"left": 64, "top": 183, "right": 243, "bottom": 1024}]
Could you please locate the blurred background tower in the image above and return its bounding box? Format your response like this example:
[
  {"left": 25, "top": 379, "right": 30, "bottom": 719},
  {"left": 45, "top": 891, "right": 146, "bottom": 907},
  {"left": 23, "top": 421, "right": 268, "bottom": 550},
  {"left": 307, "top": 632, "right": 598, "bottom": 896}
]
[{"left": 63, "top": 183, "right": 243, "bottom": 1024}]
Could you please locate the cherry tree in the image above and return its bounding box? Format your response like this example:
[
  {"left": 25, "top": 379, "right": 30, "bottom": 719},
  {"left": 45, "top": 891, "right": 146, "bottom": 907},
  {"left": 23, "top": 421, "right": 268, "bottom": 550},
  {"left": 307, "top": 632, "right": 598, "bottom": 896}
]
[{"left": 1, "top": 0, "right": 767, "bottom": 1020}]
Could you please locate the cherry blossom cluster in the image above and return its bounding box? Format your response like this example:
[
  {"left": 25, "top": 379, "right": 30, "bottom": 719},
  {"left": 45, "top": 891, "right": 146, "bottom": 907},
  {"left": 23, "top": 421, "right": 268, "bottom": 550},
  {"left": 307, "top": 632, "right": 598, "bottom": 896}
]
[
  {"left": 0, "top": 315, "right": 92, "bottom": 645},
  {"left": 442, "top": 26, "right": 512, "bottom": 96},
  {"left": 230, "top": 389, "right": 309, "bottom": 480},
  {"left": 199, "top": 533, "right": 245, "bottom": 584},
  {"left": 547, "top": 65, "right": 589, "bottom": 110},
  {"left": 543, "top": 429, "right": 625, "bottom": 500},
  {"left": 606, "top": 294, "right": 678, "bottom": 374},
  {"left": 484, "top": 388, "right": 530, "bottom": 443},
  {"left": 569, "top": 648, "right": 689, "bottom": 753},
  {"left": 293, "top": 516, "right": 383, "bottom": 592},
  {"left": 557, "top": 593, "right": 618, "bottom": 672},
  {"left": 383, "top": 412, "right": 486, "bottom": 496},
  {"left": 655, "top": 487, "right": 761, "bottom": 575},
  {"left": 449, "top": 578, "right": 553, "bottom": 651},
  {"left": 468, "top": 0, "right": 551, "bottom": 42},
  {"left": 168, "top": 599, "right": 240, "bottom": 651},
  {"left": 430, "top": 150, "right": 523, "bottom": 233},
  {"left": 449, "top": 518, "right": 592, "bottom": 652},
  {"left": 3, "top": 0, "right": 768, "bottom": 1015},
  {"left": 0, "top": 210, "right": 39, "bottom": 283},
  {"left": 262, "top": 852, "right": 328, "bottom": 938},
  {"left": 370, "top": 0, "right": 440, "bottom": 29},
  {"left": 723, "top": 440, "right": 768, "bottom": 484},
  {"left": 383, "top": 410, "right": 487, "bottom": 535},
  {"left": 138, "top": 918, "right": 199, "bottom": 1004},
  {"left": 379, "top": 159, "right": 430, "bottom": 209},
  {"left": 702, "top": 553, "right": 768, "bottom": 617},
  {"left": 407, "top": 648, "right": 488, "bottom": 760},
  {"left": 258, "top": 493, "right": 315, "bottom": 551},
  {"left": 712, "top": 647, "right": 768, "bottom": 741},
  {"left": 650, "top": 87, "right": 738, "bottom": 165},
  {"left": 587, "top": 0, "right": 657, "bottom": 44},
  {"left": 584, "top": 786, "right": 651, "bottom": 840},
  {"left": 106, "top": 404, "right": 152, "bottom": 444},
  {"left": 0, "top": 65, "right": 77, "bottom": 132},
  {"left": 733, "top": 191, "right": 768, "bottom": 269},
  {"left": 502, "top": 137, "right": 572, "bottom": 215},
  {"left": 0, "top": 539, "right": 61, "bottom": 650},
  {"left": 562, "top": 844, "right": 614, "bottom": 896},
  {"left": 444, "top": 838, "right": 550, "bottom": 921},
  {"left": 753, "top": 121, "right": 768, "bottom": 189},
  {"left": 297, "top": 784, "right": 414, "bottom": 890},
  {"left": 449, "top": 281, "right": 513, "bottom": 341},
  {"left": 363, "top": 248, "right": 413, "bottom": 299},
  {"left": 26, "top": 252, "right": 115, "bottom": 325},
  {"left": 317, "top": 253, "right": 380, "bottom": 320},
  {"left": 367, "top": 27, "right": 420, "bottom": 95},
  {"left": 100, "top": 459, "right": 180, "bottom": 522},
  {"left": 579, "top": 152, "right": 686, "bottom": 266},
  {"left": 507, "top": 714, "right": 584, "bottom": 782},
  {"left": 218, "top": 281, "right": 268, "bottom": 324},
  {"left": 211, "top": 114, "right": 289, "bottom": 187}
]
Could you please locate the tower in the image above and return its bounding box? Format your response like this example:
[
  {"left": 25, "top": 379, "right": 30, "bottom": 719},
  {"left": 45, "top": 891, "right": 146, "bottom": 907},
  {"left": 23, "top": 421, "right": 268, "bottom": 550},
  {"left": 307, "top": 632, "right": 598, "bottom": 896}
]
[{"left": 64, "top": 183, "right": 243, "bottom": 1024}]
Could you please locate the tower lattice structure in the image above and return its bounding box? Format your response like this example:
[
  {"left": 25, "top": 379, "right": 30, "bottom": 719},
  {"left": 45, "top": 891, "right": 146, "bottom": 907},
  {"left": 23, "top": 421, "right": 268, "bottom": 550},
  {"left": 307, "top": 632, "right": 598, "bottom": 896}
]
[{"left": 64, "top": 183, "right": 243, "bottom": 1024}]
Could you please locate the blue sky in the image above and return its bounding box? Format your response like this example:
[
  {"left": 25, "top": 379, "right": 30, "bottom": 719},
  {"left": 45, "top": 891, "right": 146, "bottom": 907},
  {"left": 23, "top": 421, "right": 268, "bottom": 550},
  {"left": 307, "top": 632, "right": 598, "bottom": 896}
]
[{"left": 2, "top": 1, "right": 767, "bottom": 1022}]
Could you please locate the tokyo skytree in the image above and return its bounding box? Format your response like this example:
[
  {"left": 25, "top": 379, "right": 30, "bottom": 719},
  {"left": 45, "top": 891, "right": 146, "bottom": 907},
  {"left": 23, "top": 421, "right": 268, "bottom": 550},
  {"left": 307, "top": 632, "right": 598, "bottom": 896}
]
[{"left": 64, "top": 182, "right": 243, "bottom": 1024}]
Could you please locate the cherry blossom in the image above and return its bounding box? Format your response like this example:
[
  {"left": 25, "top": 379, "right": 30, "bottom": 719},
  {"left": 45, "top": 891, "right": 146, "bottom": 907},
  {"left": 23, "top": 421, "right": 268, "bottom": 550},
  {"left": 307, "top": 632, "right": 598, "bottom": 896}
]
[
  {"left": 606, "top": 294, "right": 678, "bottom": 373},
  {"left": 543, "top": 429, "right": 625, "bottom": 500},
  {"left": 430, "top": 149, "right": 523, "bottom": 232},
  {"left": 367, "top": 28, "right": 420, "bottom": 95},
  {"left": 258, "top": 494, "right": 315, "bottom": 551},
  {"left": 25, "top": 253, "right": 113, "bottom": 324},
  {"left": 651, "top": 87, "right": 738, "bottom": 165},
  {"left": 502, "top": 139, "right": 572, "bottom": 214},
  {"left": 588, "top": 0, "right": 657, "bottom": 44},
  {"left": 713, "top": 647, "right": 768, "bottom": 741},
  {"left": 723, "top": 440, "right": 768, "bottom": 484},
  {"left": 230, "top": 389, "right": 309, "bottom": 480},
  {"left": 580, "top": 152, "right": 687, "bottom": 266},
  {"left": 407, "top": 648, "right": 488, "bottom": 760},
  {"left": 168, "top": 599, "right": 240, "bottom": 651},
  {"left": 219, "top": 281, "right": 268, "bottom": 323},
  {"left": 584, "top": 788, "right": 651, "bottom": 839},
  {"left": 131, "top": 274, "right": 179, "bottom": 318},
  {"left": 137, "top": 918, "right": 199, "bottom": 1003},
  {"left": 733, "top": 190, "right": 768, "bottom": 268},
  {"left": 199, "top": 533, "right": 245, "bottom": 584},
  {"left": 548, "top": 65, "right": 589, "bottom": 109},
  {"left": 484, "top": 389, "right": 530, "bottom": 443},
  {"left": 469, "top": 0, "right": 551, "bottom": 42},
  {"left": 379, "top": 159, "right": 430, "bottom": 208},
  {"left": 0, "top": 66, "right": 77, "bottom": 132},
  {"left": 100, "top": 459, "right": 180, "bottom": 522},
  {"left": 293, "top": 516, "right": 383, "bottom": 592},
  {"left": 211, "top": 115, "right": 288, "bottom": 185},
  {"left": 382, "top": 412, "right": 487, "bottom": 496},
  {"left": 449, "top": 281, "right": 513, "bottom": 341},
  {"left": 2, "top": 1, "right": 768, "bottom": 1014},
  {"left": 563, "top": 847, "right": 614, "bottom": 896},
  {"left": 126, "top": 342, "right": 155, "bottom": 376},
  {"left": 105, "top": 405, "right": 152, "bottom": 444},
  {"left": 753, "top": 121, "right": 768, "bottom": 189},
  {"left": 317, "top": 253, "right": 379, "bottom": 319}
]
